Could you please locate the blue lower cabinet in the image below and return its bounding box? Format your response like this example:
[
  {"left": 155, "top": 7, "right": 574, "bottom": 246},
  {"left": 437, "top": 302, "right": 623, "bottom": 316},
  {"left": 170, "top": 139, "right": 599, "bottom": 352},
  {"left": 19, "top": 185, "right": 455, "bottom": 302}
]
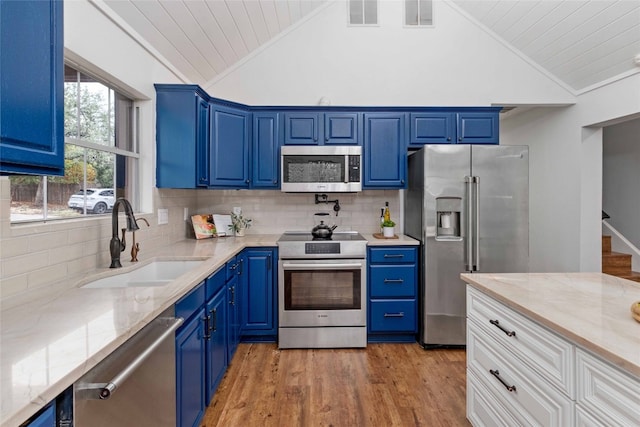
[
  {"left": 176, "top": 307, "right": 207, "bottom": 427},
  {"left": 227, "top": 271, "right": 241, "bottom": 362},
  {"left": 205, "top": 283, "right": 228, "bottom": 402},
  {"left": 369, "top": 300, "right": 417, "bottom": 333},
  {"left": 241, "top": 248, "right": 277, "bottom": 340},
  {"left": 368, "top": 246, "right": 418, "bottom": 342}
]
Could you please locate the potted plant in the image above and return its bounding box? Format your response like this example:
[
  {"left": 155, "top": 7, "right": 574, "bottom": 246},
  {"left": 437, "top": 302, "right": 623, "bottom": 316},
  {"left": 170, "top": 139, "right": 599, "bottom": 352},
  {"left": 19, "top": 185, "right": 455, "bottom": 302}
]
[
  {"left": 229, "top": 212, "right": 252, "bottom": 237},
  {"left": 382, "top": 219, "right": 395, "bottom": 238}
]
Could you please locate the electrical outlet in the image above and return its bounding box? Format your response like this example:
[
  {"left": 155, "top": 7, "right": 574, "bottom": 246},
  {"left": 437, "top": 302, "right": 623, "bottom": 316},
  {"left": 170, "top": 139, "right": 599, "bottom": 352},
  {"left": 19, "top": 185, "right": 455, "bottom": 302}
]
[
  {"left": 184, "top": 207, "right": 189, "bottom": 221},
  {"left": 158, "top": 209, "right": 169, "bottom": 225}
]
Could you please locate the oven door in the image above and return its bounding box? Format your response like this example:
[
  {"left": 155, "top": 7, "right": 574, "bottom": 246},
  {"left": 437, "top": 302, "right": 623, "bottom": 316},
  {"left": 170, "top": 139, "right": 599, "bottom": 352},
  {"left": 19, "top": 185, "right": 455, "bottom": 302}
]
[{"left": 278, "top": 258, "right": 366, "bottom": 327}]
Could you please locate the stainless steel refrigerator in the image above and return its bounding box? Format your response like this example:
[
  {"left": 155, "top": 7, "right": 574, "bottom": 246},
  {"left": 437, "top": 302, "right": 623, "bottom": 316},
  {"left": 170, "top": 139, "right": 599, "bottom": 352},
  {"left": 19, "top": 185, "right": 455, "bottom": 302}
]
[{"left": 405, "top": 145, "right": 529, "bottom": 347}]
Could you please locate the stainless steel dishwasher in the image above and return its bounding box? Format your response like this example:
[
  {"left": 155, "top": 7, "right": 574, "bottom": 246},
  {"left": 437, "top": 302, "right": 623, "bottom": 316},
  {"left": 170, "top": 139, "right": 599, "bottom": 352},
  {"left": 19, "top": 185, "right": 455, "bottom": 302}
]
[{"left": 74, "top": 307, "right": 183, "bottom": 427}]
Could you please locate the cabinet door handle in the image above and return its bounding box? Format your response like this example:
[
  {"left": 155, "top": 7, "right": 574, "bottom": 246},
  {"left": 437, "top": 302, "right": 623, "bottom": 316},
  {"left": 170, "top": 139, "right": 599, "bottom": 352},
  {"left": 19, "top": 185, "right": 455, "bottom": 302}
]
[
  {"left": 489, "top": 369, "right": 516, "bottom": 392},
  {"left": 229, "top": 286, "right": 235, "bottom": 305},
  {"left": 383, "top": 312, "right": 405, "bottom": 318},
  {"left": 237, "top": 258, "right": 243, "bottom": 275},
  {"left": 267, "top": 253, "right": 272, "bottom": 270},
  {"left": 383, "top": 278, "right": 404, "bottom": 284},
  {"left": 202, "top": 315, "right": 211, "bottom": 340},
  {"left": 383, "top": 254, "right": 404, "bottom": 258},
  {"left": 210, "top": 308, "right": 217, "bottom": 333},
  {"left": 489, "top": 319, "right": 516, "bottom": 337}
]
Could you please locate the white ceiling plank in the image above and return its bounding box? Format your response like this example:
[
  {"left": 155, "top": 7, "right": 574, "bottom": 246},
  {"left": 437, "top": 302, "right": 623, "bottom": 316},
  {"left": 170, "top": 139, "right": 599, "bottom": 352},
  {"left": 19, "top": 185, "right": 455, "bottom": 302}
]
[
  {"left": 135, "top": 0, "right": 216, "bottom": 80},
  {"left": 299, "top": 0, "right": 315, "bottom": 16},
  {"left": 157, "top": 0, "right": 224, "bottom": 77},
  {"left": 260, "top": 0, "right": 281, "bottom": 38},
  {"left": 242, "top": 1, "right": 271, "bottom": 44},
  {"left": 527, "top": 1, "right": 613, "bottom": 60},
  {"left": 274, "top": 0, "right": 292, "bottom": 30},
  {"left": 478, "top": 0, "right": 519, "bottom": 30},
  {"left": 452, "top": 0, "right": 495, "bottom": 19},
  {"left": 288, "top": 0, "right": 303, "bottom": 23},
  {"left": 541, "top": 4, "right": 640, "bottom": 70},
  {"left": 496, "top": 1, "right": 541, "bottom": 40},
  {"left": 509, "top": 1, "right": 565, "bottom": 49},
  {"left": 183, "top": 1, "right": 238, "bottom": 69},
  {"left": 105, "top": 0, "right": 205, "bottom": 83},
  {"left": 226, "top": 0, "right": 260, "bottom": 52},
  {"left": 207, "top": 1, "right": 249, "bottom": 59}
]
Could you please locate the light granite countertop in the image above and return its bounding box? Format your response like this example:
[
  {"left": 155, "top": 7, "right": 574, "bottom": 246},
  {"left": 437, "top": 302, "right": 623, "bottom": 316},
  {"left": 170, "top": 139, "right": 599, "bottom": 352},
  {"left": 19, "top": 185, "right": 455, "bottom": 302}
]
[
  {"left": 0, "top": 233, "right": 417, "bottom": 427},
  {"left": 460, "top": 272, "right": 640, "bottom": 378}
]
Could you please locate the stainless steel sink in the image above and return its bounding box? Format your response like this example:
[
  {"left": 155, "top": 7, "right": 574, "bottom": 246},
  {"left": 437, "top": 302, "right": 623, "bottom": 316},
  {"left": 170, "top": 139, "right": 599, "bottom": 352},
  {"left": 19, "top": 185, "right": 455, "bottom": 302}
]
[{"left": 81, "top": 260, "right": 204, "bottom": 288}]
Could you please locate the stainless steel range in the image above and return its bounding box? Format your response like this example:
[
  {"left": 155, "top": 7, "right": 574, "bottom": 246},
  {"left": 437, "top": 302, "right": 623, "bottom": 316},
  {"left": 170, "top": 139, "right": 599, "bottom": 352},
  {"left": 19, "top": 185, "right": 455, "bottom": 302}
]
[{"left": 277, "top": 232, "right": 368, "bottom": 349}]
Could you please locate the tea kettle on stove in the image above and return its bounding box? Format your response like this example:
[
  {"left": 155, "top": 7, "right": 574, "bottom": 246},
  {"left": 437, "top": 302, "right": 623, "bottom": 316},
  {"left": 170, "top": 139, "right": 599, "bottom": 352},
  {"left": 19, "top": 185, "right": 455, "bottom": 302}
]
[{"left": 312, "top": 212, "right": 337, "bottom": 239}]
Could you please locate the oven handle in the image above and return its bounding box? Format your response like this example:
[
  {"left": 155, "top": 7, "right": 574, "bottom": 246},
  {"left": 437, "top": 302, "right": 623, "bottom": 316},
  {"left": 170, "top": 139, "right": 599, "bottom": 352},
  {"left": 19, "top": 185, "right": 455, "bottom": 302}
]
[{"left": 281, "top": 262, "right": 364, "bottom": 270}]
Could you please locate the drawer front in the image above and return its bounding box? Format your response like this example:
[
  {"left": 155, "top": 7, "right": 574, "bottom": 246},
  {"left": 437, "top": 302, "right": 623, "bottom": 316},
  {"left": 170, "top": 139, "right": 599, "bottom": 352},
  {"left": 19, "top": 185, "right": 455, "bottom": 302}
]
[
  {"left": 467, "top": 369, "right": 520, "bottom": 427},
  {"left": 370, "top": 264, "right": 416, "bottom": 298},
  {"left": 205, "top": 267, "right": 226, "bottom": 300},
  {"left": 175, "top": 281, "right": 205, "bottom": 322},
  {"left": 468, "top": 321, "right": 574, "bottom": 427},
  {"left": 369, "top": 247, "right": 417, "bottom": 264},
  {"left": 467, "top": 286, "right": 574, "bottom": 397},
  {"left": 369, "top": 300, "right": 416, "bottom": 332},
  {"left": 576, "top": 348, "right": 640, "bottom": 426}
]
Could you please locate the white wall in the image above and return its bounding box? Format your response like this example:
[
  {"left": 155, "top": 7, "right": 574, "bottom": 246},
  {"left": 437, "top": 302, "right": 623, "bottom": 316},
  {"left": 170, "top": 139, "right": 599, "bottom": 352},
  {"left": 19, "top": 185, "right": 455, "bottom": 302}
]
[
  {"left": 603, "top": 119, "right": 640, "bottom": 249},
  {"left": 501, "top": 74, "right": 640, "bottom": 272},
  {"left": 205, "top": 0, "right": 574, "bottom": 106}
]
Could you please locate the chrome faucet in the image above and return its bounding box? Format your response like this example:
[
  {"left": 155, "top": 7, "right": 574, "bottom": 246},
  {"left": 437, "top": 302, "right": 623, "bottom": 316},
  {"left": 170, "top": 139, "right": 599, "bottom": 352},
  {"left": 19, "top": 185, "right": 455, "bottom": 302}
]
[{"left": 110, "top": 198, "right": 140, "bottom": 268}]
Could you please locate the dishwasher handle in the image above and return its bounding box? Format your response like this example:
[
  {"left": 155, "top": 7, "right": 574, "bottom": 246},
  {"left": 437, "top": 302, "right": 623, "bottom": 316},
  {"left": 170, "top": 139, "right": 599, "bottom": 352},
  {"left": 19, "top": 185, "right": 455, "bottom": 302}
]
[{"left": 92, "top": 316, "right": 184, "bottom": 400}]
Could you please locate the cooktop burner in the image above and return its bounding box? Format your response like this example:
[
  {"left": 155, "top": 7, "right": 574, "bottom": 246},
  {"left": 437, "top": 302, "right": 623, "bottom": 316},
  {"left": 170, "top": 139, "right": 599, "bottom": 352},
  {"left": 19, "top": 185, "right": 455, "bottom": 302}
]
[{"left": 277, "top": 231, "right": 368, "bottom": 259}]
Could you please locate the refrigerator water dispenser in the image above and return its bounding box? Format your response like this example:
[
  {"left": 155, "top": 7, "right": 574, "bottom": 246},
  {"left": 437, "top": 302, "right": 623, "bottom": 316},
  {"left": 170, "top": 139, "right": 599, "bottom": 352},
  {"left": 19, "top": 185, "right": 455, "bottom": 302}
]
[{"left": 436, "top": 197, "right": 461, "bottom": 240}]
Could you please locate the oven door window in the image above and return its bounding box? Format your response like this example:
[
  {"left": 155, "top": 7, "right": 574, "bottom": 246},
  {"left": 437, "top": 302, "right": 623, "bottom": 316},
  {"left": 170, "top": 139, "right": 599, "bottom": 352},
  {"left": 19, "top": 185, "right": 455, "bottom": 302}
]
[{"left": 284, "top": 269, "right": 361, "bottom": 310}]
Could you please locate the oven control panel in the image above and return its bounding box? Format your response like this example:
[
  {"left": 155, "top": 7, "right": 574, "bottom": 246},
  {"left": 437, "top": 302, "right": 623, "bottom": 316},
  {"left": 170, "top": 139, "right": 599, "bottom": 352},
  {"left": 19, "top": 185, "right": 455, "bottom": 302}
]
[{"left": 305, "top": 242, "right": 340, "bottom": 254}]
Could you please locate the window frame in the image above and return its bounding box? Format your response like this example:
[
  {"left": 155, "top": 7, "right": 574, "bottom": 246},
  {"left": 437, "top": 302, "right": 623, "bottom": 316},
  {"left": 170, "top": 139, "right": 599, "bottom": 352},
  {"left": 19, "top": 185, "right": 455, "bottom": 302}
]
[
  {"left": 403, "top": 0, "right": 435, "bottom": 28},
  {"left": 8, "top": 63, "right": 140, "bottom": 224},
  {"left": 347, "top": 0, "right": 379, "bottom": 27}
]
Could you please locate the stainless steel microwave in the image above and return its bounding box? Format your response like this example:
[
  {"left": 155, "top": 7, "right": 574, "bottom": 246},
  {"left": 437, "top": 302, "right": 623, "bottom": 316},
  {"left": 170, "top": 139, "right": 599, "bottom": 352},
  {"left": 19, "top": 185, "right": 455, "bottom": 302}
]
[{"left": 280, "top": 145, "right": 362, "bottom": 192}]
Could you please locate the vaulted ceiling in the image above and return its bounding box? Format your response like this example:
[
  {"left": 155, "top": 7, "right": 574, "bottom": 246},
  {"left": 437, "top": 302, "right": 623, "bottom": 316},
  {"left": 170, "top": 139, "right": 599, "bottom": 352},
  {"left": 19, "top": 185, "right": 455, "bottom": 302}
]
[{"left": 103, "top": 0, "right": 640, "bottom": 94}]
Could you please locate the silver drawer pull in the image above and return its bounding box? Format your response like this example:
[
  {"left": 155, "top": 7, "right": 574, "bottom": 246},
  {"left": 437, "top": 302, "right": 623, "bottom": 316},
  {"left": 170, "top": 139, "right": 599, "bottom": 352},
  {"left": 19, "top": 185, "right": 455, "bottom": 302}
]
[
  {"left": 384, "top": 312, "right": 405, "bottom": 318},
  {"left": 489, "top": 319, "right": 516, "bottom": 337},
  {"left": 383, "top": 254, "right": 404, "bottom": 258},
  {"left": 383, "top": 278, "right": 404, "bottom": 284},
  {"left": 489, "top": 369, "right": 517, "bottom": 392}
]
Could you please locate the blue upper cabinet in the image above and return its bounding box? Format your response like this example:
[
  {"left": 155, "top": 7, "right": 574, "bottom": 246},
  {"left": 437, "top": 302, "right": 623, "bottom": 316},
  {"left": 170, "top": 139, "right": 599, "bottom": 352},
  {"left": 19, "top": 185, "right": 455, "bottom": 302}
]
[
  {"left": 409, "top": 110, "right": 500, "bottom": 146},
  {"left": 252, "top": 112, "right": 280, "bottom": 188},
  {"left": 210, "top": 104, "right": 251, "bottom": 188},
  {"left": 363, "top": 113, "right": 407, "bottom": 189},
  {"left": 410, "top": 112, "right": 455, "bottom": 144},
  {"left": 283, "top": 112, "right": 321, "bottom": 145},
  {"left": 324, "top": 113, "right": 360, "bottom": 145},
  {"left": 283, "top": 112, "right": 361, "bottom": 145},
  {"left": 156, "top": 85, "right": 210, "bottom": 188},
  {"left": 0, "top": 0, "right": 64, "bottom": 176},
  {"left": 456, "top": 111, "right": 499, "bottom": 144}
]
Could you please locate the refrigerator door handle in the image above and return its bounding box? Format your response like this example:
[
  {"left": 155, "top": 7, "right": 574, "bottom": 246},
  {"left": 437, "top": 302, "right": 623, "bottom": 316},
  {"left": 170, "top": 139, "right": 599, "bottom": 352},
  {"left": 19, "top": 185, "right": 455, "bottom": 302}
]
[
  {"left": 465, "top": 176, "right": 474, "bottom": 271},
  {"left": 473, "top": 176, "right": 480, "bottom": 272}
]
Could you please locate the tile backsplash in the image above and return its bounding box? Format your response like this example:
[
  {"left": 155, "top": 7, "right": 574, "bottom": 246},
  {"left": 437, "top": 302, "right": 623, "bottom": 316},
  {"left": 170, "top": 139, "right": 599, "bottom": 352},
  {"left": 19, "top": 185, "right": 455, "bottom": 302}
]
[
  {"left": 0, "top": 177, "right": 401, "bottom": 299},
  {"left": 195, "top": 189, "right": 401, "bottom": 235}
]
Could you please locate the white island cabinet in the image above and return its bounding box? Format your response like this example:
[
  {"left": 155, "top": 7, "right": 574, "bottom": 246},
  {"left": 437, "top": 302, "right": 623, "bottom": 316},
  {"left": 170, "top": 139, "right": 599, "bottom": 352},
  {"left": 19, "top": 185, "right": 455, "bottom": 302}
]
[{"left": 461, "top": 273, "right": 640, "bottom": 427}]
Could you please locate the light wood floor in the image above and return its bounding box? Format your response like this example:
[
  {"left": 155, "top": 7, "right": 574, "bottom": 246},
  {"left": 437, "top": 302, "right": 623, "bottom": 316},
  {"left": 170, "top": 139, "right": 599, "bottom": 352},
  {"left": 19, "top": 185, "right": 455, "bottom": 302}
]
[{"left": 201, "top": 343, "right": 470, "bottom": 427}]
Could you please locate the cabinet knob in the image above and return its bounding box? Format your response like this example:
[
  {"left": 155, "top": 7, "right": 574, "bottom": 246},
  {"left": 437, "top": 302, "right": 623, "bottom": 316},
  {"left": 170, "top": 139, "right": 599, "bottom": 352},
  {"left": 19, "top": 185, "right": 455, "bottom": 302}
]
[
  {"left": 273, "top": 179, "right": 278, "bottom": 184},
  {"left": 447, "top": 137, "right": 451, "bottom": 141},
  {"left": 458, "top": 137, "right": 462, "bottom": 141},
  {"left": 245, "top": 179, "right": 250, "bottom": 184}
]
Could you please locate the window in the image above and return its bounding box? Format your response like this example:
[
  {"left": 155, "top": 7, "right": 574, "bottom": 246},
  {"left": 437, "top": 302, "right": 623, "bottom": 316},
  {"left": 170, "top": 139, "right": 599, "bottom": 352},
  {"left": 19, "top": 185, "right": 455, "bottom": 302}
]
[
  {"left": 9, "top": 65, "right": 139, "bottom": 222},
  {"left": 349, "top": 0, "right": 378, "bottom": 25},
  {"left": 405, "top": 0, "right": 433, "bottom": 26}
]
